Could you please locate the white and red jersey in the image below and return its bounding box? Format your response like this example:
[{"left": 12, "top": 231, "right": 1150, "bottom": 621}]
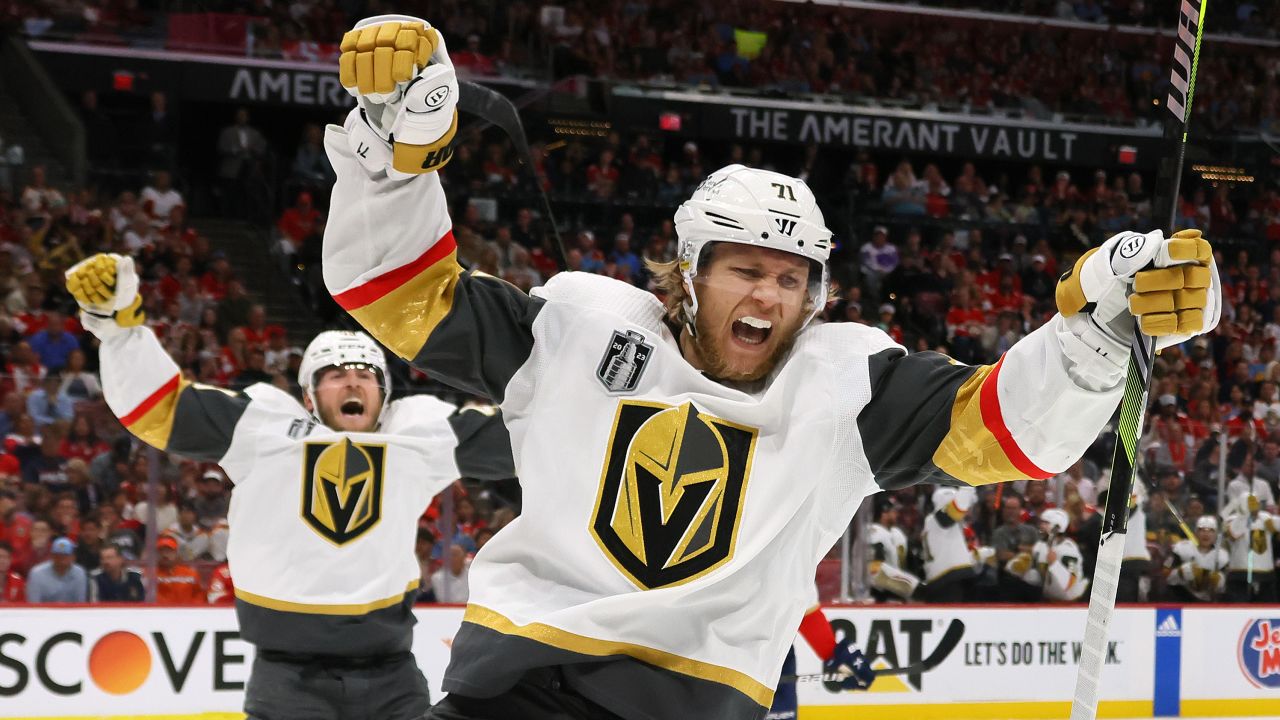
[{"left": 320, "top": 109, "right": 1125, "bottom": 719}]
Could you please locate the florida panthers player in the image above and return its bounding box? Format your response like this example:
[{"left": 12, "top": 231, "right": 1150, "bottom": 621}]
[
  {"left": 321, "top": 15, "right": 1221, "bottom": 719},
  {"left": 66, "top": 254, "right": 513, "bottom": 720}
]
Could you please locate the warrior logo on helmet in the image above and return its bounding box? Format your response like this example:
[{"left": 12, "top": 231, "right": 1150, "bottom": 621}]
[{"left": 591, "top": 400, "right": 757, "bottom": 589}]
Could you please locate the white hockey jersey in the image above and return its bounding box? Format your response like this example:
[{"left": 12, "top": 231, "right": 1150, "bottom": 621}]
[
  {"left": 321, "top": 111, "right": 1125, "bottom": 718},
  {"left": 1015, "top": 537, "right": 1088, "bottom": 601},
  {"left": 1225, "top": 511, "right": 1280, "bottom": 574},
  {"left": 1166, "top": 539, "right": 1228, "bottom": 601},
  {"left": 922, "top": 488, "right": 978, "bottom": 584},
  {"left": 868, "top": 522, "right": 908, "bottom": 569},
  {"left": 95, "top": 323, "right": 513, "bottom": 656}
]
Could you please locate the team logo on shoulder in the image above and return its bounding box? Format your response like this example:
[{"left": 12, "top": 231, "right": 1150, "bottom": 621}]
[
  {"left": 597, "top": 330, "right": 653, "bottom": 394},
  {"left": 301, "top": 438, "right": 386, "bottom": 546},
  {"left": 591, "top": 400, "right": 757, "bottom": 589}
]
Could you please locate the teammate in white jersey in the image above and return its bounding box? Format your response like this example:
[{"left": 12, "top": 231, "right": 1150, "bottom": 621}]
[
  {"left": 920, "top": 486, "right": 980, "bottom": 602},
  {"left": 321, "top": 14, "right": 1221, "bottom": 719},
  {"left": 65, "top": 254, "right": 514, "bottom": 720},
  {"left": 1224, "top": 493, "right": 1280, "bottom": 602},
  {"left": 1165, "top": 516, "right": 1228, "bottom": 602},
  {"left": 867, "top": 498, "right": 918, "bottom": 600},
  {"left": 1034, "top": 508, "right": 1089, "bottom": 601}
]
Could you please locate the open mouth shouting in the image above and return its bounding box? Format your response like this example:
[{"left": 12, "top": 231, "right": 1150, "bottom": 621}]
[
  {"left": 731, "top": 316, "right": 773, "bottom": 347},
  {"left": 340, "top": 397, "right": 367, "bottom": 418}
]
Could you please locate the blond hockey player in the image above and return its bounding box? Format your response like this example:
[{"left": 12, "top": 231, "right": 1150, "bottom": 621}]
[
  {"left": 1165, "top": 516, "right": 1228, "bottom": 602},
  {"left": 66, "top": 254, "right": 514, "bottom": 720},
  {"left": 321, "top": 14, "right": 1221, "bottom": 718}
]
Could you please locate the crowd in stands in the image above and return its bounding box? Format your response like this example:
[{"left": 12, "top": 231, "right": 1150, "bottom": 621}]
[
  {"left": 6, "top": 1, "right": 1278, "bottom": 132},
  {"left": 3, "top": 0, "right": 1280, "bottom": 605}
]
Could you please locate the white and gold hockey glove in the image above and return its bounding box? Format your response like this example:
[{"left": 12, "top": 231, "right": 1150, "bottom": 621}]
[
  {"left": 65, "top": 253, "right": 145, "bottom": 337},
  {"left": 1056, "top": 228, "right": 1220, "bottom": 369},
  {"left": 338, "top": 14, "right": 459, "bottom": 177}
]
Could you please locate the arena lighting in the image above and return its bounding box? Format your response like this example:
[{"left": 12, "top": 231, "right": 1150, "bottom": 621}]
[
  {"left": 549, "top": 118, "right": 612, "bottom": 138},
  {"left": 1191, "top": 164, "right": 1254, "bottom": 183}
]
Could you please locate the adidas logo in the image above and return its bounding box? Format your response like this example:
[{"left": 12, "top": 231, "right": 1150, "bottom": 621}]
[{"left": 1156, "top": 614, "right": 1181, "bottom": 637}]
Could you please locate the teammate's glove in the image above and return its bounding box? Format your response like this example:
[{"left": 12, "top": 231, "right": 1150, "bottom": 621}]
[
  {"left": 65, "top": 253, "right": 145, "bottom": 337},
  {"left": 825, "top": 640, "right": 873, "bottom": 691},
  {"left": 1056, "top": 229, "right": 1220, "bottom": 366},
  {"left": 338, "top": 14, "right": 458, "bottom": 177}
]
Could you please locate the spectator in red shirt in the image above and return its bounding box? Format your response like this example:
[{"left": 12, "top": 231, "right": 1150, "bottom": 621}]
[
  {"left": 207, "top": 562, "right": 234, "bottom": 605},
  {"left": 59, "top": 414, "right": 108, "bottom": 465},
  {"left": 452, "top": 34, "right": 496, "bottom": 76},
  {"left": 0, "top": 489, "right": 31, "bottom": 564},
  {"left": 0, "top": 541, "right": 24, "bottom": 603},
  {"left": 277, "top": 191, "right": 322, "bottom": 256},
  {"left": 5, "top": 341, "right": 46, "bottom": 396},
  {"left": 946, "top": 288, "right": 987, "bottom": 363},
  {"left": 199, "top": 253, "right": 233, "bottom": 301},
  {"left": 239, "top": 304, "right": 283, "bottom": 349}
]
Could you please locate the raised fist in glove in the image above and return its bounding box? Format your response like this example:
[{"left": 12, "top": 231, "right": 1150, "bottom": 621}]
[
  {"left": 65, "top": 253, "right": 145, "bottom": 334},
  {"left": 825, "top": 639, "right": 874, "bottom": 691},
  {"left": 1057, "top": 229, "right": 1221, "bottom": 364},
  {"left": 338, "top": 15, "right": 458, "bottom": 177}
]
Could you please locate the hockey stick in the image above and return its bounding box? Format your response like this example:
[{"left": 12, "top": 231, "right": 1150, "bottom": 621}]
[
  {"left": 1069, "top": 3, "right": 1208, "bottom": 719},
  {"left": 780, "top": 619, "right": 964, "bottom": 683},
  {"left": 456, "top": 80, "right": 567, "bottom": 269}
]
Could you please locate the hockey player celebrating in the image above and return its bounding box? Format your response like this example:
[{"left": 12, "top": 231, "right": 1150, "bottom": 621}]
[
  {"left": 1224, "top": 493, "right": 1280, "bottom": 602},
  {"left": 321, "top": 15, "right": 1221, "bottom": 719},
  {"left": 920, "top": 486, "right": 981, "bottom": 602},
  {"left": 65, "top": 253, "right": 514, "bottom": 720},
  {"left": 1165, "top": 516, "right": 1228, "bottom": 602}
]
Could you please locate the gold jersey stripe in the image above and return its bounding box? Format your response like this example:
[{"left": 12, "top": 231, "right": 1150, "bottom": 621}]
[
  {"left": 932, "top": 363, "right": 1038, "bottom": 486},
  {"left": 463, "top": 604, "right": 774, "bottom": 708},
  {"left": 120, "top": 373, "right": 188, "bottom": 451},
  {"left": 336, "top": 241, "right": 463, "bottom": 361},
  {"left": 234, "top": 579, "right": 418, "bottom": 615}
]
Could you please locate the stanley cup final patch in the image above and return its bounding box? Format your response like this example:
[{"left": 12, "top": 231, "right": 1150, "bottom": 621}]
[{"left": 597, "top": 330, "right": 653, "bottom": 394}]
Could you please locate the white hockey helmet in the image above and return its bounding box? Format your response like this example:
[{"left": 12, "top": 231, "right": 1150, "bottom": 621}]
[
  {"left": 674, "top": 164, "right": 833, "bottom": 330},
  {"left": 298, "top": 330, "right": 391, "bottom": 423},
  {"left": 932, "top": 487, "right": 957, "bottom": 511},
  {"left": 1195, "top": 515, "right": 1218, "bottom": 532},
  {"left": 1040, "top": 508, "right": 1070, "bottom": 536}
]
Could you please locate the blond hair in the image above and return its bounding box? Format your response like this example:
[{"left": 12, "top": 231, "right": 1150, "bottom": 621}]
[{"left": 644, "top": 257, "right": 688, "bottom": 324}]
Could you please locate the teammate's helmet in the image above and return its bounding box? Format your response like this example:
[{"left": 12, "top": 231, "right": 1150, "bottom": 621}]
[
  {"left": 674, "top": 164, "right": 832, "bottom": 329},
  {"left": 931, "top": 487, "right": 957, "bottom": 512},
  {"left": 1195, "top": 515, "right": 1218, "bottom": 532},
  {"left": 1040, "top": 508, "right": 1070, "bottom": 536},
  {"left": 298, "top": 331, "right": 391, "bottom": 423}
]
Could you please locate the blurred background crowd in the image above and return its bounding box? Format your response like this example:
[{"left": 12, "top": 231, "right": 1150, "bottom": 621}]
[{"left": 0, "top": 0, "right": 1277, "bottom": 606}]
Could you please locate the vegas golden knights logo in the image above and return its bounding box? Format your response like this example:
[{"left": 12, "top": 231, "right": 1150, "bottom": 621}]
[
  {"left": 591, "top": 400, "right": 757, "bottom": 589},
  {"left": 301, "top": 439, "right": 386, "bottom": 545}
]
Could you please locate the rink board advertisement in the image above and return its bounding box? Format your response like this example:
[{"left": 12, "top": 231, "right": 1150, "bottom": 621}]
[{"left": 3, "top": 605, "right": 1280, "bottom": 718}]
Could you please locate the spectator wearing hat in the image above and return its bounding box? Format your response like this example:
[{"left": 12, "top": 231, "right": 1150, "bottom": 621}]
[
  {"left": 89, "top": 543, "right": 144, "bottom": 602},
  {"left": 875, "top": 304, "right": 903, "bottom": 344},
  {"left": 0, "top": 541, "right": 24, "bottom": 602},
  {"left": 26, "top": 537, "right": 87, "bottom": 602},
  {"left": 194, "top": 469, "right": 229, "bottom": 529},
  {"left": 859, "top": 226, "right": 898, "bottom": 302},
  {"left": 156, "top": 534, "right": 204, "bottom": 605}
]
